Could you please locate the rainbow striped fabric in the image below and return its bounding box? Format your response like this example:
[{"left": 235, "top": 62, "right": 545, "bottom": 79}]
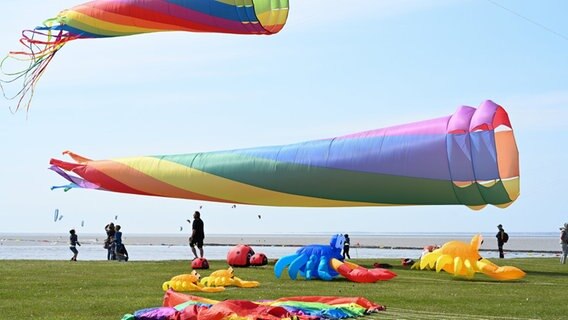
[
  {"left": 50, "top": 100, "right": 520, "bottom": 210},
  {"left": 121, "top": 290, "right": 386, "bottom": 320},
  {"left": 45, "top": 0, "right": 289, "bottom": 37},
  {"left": 1, "top": 0, "right": 289, "bottom": 111}
]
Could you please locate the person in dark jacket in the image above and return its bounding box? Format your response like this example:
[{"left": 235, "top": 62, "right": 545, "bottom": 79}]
[
  {"left": 188, "top": 211, "right": 205, "bottom": 259},
  {"left": 342, "top": 234, "right": 351, "bottom": 259},
  {"left": 496, "top": 224, "right": 507, "bottom": 258},
  {"left": 69, "top": 229, "right": 81, "bottom": 261}
]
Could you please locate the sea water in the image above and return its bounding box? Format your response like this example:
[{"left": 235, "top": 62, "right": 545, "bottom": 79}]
[{"left": 0, "top": 232, "right": 559, "bottom": 261}]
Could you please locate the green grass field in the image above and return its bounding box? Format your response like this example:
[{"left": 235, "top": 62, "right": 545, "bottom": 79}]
[{"left": 1, "top": 258, "right": 566, "bottom": 319}]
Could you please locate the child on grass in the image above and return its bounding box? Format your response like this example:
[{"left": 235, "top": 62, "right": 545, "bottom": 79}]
[{"left": 69, "top": 229, "right": 81, "bottom": 261}]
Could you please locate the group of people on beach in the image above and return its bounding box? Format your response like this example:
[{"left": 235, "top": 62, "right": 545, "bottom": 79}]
[
  {"left": 104, "top": 222, "right": 128, "bottom": 261},
  {"left": 341, "top": 224, "right": 560, "bottom": 263},
  {"left": 67, "top": 214, "right": 568, "bottom": 264},
  {"left": 66, "top": 212, "right": 205, "bottom": 262},
  {"left": 185, "top": 212, "right": 351, "bottom": 261},
  {"left": 67, "top": 223, "right": 129, "bottom": 262},
  {"left": 496, "top": 223, "right": 568, "bottom": 264}
]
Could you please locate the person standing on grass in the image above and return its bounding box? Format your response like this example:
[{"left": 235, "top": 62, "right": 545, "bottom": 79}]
[
  {"left": 69, "top": 229, "right": 81, "bottom": 261},
  {"left": 496, "top": 224, "right": 508, "bottom": 258},
  {"left": 114, "top": 225, "right": 123, "bottom": 258},
  {"left": 105, "top": 222, "right": 116, "bottom": 260},
  {"left": 188, "top": 211, "right": 205, "bottom": 259},
  {"left": 560, "top": 223, "right": 568, "bottom": 264},
  {"left": 342, "top": 234, "right": 351, "bottom": 259}
]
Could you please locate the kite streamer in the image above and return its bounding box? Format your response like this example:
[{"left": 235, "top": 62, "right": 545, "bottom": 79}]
[
  {"left": 49, "top": 100, "right": 519, "bottom": 209},
  {"left": 0, "top": 0, "right": 289, "bottom": 111}
]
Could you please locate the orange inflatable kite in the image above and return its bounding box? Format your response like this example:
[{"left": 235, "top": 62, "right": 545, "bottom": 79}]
[{"left": 419, "top": 234, "right": 525, "bottom": 280}]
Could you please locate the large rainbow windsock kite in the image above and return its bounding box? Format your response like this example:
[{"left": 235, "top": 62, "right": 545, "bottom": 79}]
[
  {"left": 0, "top": 0, "right": 289, "bottom": 111},
  {"left": 49, "top": 100, "right": 520, "bottom": 210}
]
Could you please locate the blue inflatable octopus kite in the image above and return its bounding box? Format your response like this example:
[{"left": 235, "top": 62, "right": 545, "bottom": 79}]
[{"left": 275, "top": 234, "right": 345, "bottom": 280}]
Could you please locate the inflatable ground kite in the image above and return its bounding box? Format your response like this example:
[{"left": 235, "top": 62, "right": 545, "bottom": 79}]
[
  {"left": 227, "top": 244, "right": 255, "bottom": 267},
  {"left": 190, "top": 257, "right": 209, "bottom": 269},
  {"left": 163, "top": 268, "right": 259, "bottom": 292},
  {"left": 226, "top": 244, "right": 268, "bottom": 267},
  {"left": 122, "top": 289, "right": 386, "bottom": 320},
  {"left": 419, "top": 234, "right": 526, "bottom": 280},
  {"left": 0, "top": 0, "right": 289, "bottom": 112},
  {"left": 162, "top": 271, "right": 224, "bottom": 293},
  {"left": 250, "top": 252, "right": 268, "bottom": 266},
  {"left": 275, "top": 234, "right": 343, "bottom": 281},
  {"left": 275, "top": 235, "right": 396, "bottom": 282},
  {"left": 330, "top": 259, "right": 397, "bottom": 283},
  {"left": 49, "top": 100, "right": 519, "bottom": 209},
  {"left": 200, "top": 267, "right": 260, "bottom": 288}
]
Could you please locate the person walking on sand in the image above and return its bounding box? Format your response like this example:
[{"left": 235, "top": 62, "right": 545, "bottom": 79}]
[
  {"left": 69, "top": 229, "right": 81, "bottom": 261},
  {"left": 560, "top": 223, "right": 568, "bottom": 264},
  {"left": 342, "top": 234, "right": 351, "bottom": 259},
  {"left": 188, "top": 211, "right": 205, "bottom": 259},
  {"left": 496, "top": 224, "right": 508, "bottom": 258}
]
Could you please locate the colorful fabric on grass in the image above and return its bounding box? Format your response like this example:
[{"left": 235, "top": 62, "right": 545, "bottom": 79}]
[
  {"left": 121, "top": 289, "right": 385, "bottom": 320},
  {"left": 1, "top": 0, "right": 289, "bottom": 111},
  {"left": 49, "top": 100, "right": 519, "bottom": 210}
]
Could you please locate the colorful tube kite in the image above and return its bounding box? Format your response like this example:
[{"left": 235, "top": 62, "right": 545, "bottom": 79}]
[
  {"left": 0, "top": 0, "right": 289, "bottom": 111},
  {"left": 49, "top": 100, "right": 519, "bottom": 209}
]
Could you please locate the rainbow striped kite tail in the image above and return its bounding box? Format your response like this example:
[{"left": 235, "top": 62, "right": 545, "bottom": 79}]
[
  {"left": 1, "top": 17, "right": 76, "bottom": 113},
  {"left": 49, "top": 163, "right": 104, "bottom": 191}
]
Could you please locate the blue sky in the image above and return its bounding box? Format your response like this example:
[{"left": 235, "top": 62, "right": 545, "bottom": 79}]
[{"left": 1, "top": 0, "right": 567, "bottom": 236}]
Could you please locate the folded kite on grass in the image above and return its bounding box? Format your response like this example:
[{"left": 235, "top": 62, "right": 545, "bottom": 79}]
[{"left": 121, "top": 289, "right": 386, "bottom": 320}]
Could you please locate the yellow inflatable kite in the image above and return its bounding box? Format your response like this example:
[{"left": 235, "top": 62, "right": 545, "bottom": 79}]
[
  {"left": 162, "top": 270, "right": 225, "bottom": 292},
  {"left": 419, "top": 234, "right": 525, "bottom": 280},
  {"left": 200, "top": 267, "right": 260, "bottom": 288}
]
